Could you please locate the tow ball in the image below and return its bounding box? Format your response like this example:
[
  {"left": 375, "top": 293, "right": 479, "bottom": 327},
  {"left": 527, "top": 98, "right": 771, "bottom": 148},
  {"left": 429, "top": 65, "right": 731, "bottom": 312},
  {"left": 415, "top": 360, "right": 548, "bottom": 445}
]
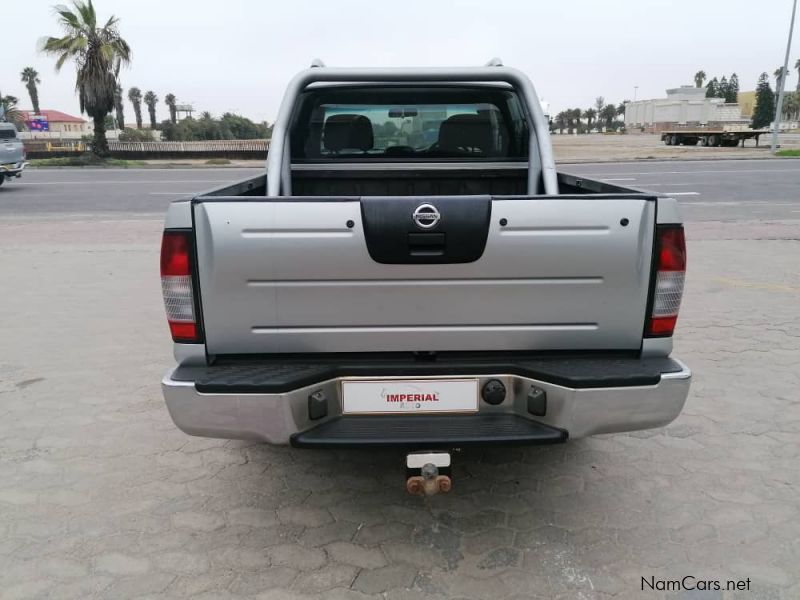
[{"left": 405, "top": 452, "right": 452, "bottom": 496}]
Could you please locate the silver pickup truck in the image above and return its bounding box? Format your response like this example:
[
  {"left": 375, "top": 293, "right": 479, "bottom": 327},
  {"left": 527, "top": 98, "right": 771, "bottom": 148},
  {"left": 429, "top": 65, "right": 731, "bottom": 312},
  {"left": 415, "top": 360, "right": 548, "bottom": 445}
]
[
  {"left": 160, "top": 62, "right": 690, "bottom": 492},
  {"left": 0, "top": 123, "right": 26, "bottom": 185}
]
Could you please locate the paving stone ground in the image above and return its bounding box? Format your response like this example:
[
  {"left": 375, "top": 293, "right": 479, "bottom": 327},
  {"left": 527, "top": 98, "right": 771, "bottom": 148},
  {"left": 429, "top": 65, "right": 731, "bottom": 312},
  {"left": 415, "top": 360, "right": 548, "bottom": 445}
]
[{"left": 0, "top": 216, "right": 798, "bottom": 600}]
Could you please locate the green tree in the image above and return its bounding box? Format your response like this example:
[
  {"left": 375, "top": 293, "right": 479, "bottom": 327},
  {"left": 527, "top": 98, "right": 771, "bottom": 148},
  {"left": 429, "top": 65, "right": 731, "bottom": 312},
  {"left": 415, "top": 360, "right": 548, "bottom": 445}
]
[
  {"left": 118, "top": 127, "right": 153, "bottom": 141},
  {"left": 706, "top": 77, "right": 718, "bottom": 98},
  {"left": 583, "top": 107, "right": 596, "bottom": 131},
  {"left": 554, "top": 111, "right": 566, "bottom": 134},
  {"left": 784, "top": 91, "right": 800, "bottom": 120},
  {"left": 164, "top": 93, "right": 177, "bottom": 124},
  {"left": 128, "top": 86, "right": 142, "bottom": 128},
  {"left": 694, "top": 70, "right": 706, "bottom": 88},
  {"left": 795, "top": 58, "right": 800, "bottom": 92},
  {"left": 144, "top": 90, "right": 158, "bottom": 129},
  {"left": 41, "top": 0, "right": 131, "bottom": 157},
  {"left": 726, "top": 73, "right": 740, "bottom": 103},
  {"left": 752, "top": 72, "right": 774, "bottom": 129},
  {"left": 113, "top": 83, "right": 125, "bottom": 128},
  {"left": 20, "top": 67, "right": 41, "bottom": 114},
  {"left": 718, "top": 75, "right": 729, "bottom": 100},
  {"left": 1, "top": 94, "right": 24, "bottom": 126},
  {"left": 774, "top": 67, "right": 787, "bottom": 91},
  {"left": 616, "top": 102, "right": 627, "bottom": 117},
  {"left": 601, "top": 104, "right": 617, "bottom": 129}
]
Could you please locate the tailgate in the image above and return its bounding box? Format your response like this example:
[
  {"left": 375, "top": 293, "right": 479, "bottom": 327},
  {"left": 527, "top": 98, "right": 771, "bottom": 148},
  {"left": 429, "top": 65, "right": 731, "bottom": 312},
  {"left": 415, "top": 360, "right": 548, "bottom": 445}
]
[
  {"left": 194, "top": 195, "right": 655, "bottom": 354},
  {"left": 2, "top": 141, "right": 24, "bottom": 165}
]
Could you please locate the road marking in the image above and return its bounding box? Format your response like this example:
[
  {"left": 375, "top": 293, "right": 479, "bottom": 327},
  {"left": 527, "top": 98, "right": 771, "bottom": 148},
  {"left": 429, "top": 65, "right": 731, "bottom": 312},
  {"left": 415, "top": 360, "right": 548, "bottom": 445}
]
[
  {"left": 15, "top": 180, "right": 231, "bottom": 185},
  {"left": 601, "top": 178, "right": 637, "bottom": 181},
  {"left": 149, "top": 192, "right": 197, "bottom": 195},
  {"left": 636, "top": 182, "right": 702, "bottom": 187},
  {"left": 664, "top": 192, "right": 700, "bottom": 196},
  {"left": 583, "top": 168, "right": 800, "bottom": 176},
  {"left": 681, "top": 201, "right": 798, "bottom": 206}
]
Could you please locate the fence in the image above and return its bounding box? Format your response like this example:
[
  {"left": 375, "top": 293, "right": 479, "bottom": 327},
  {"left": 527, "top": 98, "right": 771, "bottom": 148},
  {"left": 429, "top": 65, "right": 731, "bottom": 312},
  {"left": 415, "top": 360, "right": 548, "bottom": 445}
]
[
  {"left": 107, "top": 139, "right": 269, "bottom": 159},
  {"left": 24, "top": 139, "right": 87, "bottom": 159}
]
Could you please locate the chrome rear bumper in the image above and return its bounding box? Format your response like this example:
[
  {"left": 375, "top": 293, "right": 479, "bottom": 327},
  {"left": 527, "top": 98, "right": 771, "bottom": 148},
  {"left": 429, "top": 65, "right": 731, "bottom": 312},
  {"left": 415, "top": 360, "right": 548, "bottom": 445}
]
[
  {"left": 1, "top": 162, "right": 26, "bottom": 177},
  {"left": 162, "top": 359, "right": 691, "bottom": 445}
]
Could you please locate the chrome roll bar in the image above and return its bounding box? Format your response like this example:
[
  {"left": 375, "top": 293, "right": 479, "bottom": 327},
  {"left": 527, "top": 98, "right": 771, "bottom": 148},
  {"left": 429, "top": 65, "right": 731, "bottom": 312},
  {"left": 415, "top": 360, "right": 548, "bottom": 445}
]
[{"left": 266, "top": 64, "right": 557, "bottom": 196}]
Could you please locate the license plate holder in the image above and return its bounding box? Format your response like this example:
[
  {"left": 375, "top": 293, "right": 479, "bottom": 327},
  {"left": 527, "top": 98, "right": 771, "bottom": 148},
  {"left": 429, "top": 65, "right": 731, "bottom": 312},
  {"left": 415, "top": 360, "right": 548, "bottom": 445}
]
[{"left": 341, "top": 378, "right": 479, "bottom": 415}]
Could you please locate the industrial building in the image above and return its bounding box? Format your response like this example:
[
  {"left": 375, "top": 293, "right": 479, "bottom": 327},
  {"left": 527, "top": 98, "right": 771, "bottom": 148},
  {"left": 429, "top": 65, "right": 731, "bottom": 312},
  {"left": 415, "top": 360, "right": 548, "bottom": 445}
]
[{"left": 624, "top": 86, "right": 747, "bottom": 132}]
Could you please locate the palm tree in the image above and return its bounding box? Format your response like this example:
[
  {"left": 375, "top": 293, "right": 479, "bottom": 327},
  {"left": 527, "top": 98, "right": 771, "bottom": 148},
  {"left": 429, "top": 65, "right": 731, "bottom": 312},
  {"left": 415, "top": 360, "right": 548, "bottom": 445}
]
[
  {"left": 601, "top": 104, "right": 617, "bottom": 129},
  {"left": 774, "top": 67, "right": 787, "bottom": 91},
  {"left": 40, "top": 0, "right": 131, "bottom": 157},
  {"left": 694, "top": 70, "right": 706, "bottom": 88},
  {"left": 795, "top": 59, "right": 800, "bottom": 92},
  {"left": 144, "top": 90, "right": 158, "bottom": 129},
  {"left": 113, "top": 83, "right": 125, "bottom": 129},
  {"left": 584, "top": 108, "right": 596, "bottom": 131},
  {"left": 554, "top": 111, "right": 566, "bottom": 134},
  {"left": 572, "top": 108, "right": 584, "bottom": 133},
  {"left": 0, "top": 94, "right": 24, "bottom": 126},
  {"left": 20, "top": 67, "right": 41, "bottom": 114},
  {"left": 164, "top": 93, "right": 177, "bottom": 124},
  {"left": 128, "top": 87, "right": 142, "bottom": 128},
  {"left": 782, "top": 91, "right": 800, "bottom": 121}
]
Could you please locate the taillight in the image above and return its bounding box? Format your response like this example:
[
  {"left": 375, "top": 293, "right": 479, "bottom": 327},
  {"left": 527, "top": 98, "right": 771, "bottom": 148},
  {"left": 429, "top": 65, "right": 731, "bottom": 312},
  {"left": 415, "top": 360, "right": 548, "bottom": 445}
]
[
  {"left": 646, "top": 225, "right": 686, "bottom": 337},
  {"left": 160, "top": 231, "right": 199, "bottom": 342}
]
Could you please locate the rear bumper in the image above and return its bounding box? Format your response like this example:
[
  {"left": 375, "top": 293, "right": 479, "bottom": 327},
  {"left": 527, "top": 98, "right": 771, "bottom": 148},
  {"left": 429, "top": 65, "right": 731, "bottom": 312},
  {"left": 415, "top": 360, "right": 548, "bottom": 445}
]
[
  {"left": 1, "top": 162, "right": 26, "bottom": 177},
  {"left": 161, "top": 355, "right": 691, "bottom": 446}
]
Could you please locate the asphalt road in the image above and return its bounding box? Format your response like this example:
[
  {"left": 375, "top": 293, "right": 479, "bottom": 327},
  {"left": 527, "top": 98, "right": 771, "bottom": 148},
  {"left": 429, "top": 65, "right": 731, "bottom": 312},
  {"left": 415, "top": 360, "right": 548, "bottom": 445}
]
[
  {"left": 566, "top": 159, "right": 800, "bottom": 222},
  {"left": 2, "top": 158, "right": 800, "bottom": 221}
]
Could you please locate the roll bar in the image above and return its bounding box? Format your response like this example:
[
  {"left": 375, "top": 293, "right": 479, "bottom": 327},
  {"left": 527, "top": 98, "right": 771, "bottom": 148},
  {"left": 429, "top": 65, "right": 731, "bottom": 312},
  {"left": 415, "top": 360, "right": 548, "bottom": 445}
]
[{"left": 266, "top": 64, "right": 557, "bottom": 196}]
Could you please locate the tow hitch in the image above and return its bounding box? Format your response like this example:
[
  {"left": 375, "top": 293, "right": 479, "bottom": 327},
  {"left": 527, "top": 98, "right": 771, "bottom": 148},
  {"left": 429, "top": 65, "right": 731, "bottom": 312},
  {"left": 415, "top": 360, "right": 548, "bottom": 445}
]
[{"left": 405, "top": 452, "right": 452, "bottom": 496}]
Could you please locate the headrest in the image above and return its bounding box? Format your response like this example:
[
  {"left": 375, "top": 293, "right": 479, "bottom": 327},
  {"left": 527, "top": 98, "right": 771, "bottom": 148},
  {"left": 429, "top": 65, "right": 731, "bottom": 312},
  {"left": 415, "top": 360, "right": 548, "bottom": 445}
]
[
  {"left": 437, "top": 114, "right": 493, "bottom": 154},
  {"left": 323, "top": 114, "right": 374, "bottom": 152}
]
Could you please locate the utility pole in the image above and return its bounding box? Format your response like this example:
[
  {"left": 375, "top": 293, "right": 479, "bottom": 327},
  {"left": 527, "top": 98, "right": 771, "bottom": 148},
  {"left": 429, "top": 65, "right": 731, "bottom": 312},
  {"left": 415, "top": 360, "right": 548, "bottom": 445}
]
[
  {"left": 634, "top": 86, "right": 639, "bottom": 101},
  {"left": 771, "top": 0, "right": 798, "bottom": 153}
]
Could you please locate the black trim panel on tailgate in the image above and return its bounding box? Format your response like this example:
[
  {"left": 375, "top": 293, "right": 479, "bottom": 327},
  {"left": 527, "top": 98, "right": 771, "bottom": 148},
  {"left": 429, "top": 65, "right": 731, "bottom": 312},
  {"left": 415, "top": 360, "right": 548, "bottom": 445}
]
[
  {"left": 173, "top": 354, "right": 684, "bottom": 394},
  {"left": 291, "top": 414, "right": 567, "bottom": 449},
  {"left": 361, "top": 196, "right": 491, "bottom": 264}
]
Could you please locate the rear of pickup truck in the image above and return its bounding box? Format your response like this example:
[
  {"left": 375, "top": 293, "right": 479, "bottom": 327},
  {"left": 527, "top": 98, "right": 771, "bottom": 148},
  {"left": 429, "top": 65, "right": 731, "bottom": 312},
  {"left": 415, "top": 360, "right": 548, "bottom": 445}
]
[
  {"left": 0, "top": 123, "right": 26, "bottom": 184},
  {"left": 160, "top": 65, "right": 690, "bottom": 450}
]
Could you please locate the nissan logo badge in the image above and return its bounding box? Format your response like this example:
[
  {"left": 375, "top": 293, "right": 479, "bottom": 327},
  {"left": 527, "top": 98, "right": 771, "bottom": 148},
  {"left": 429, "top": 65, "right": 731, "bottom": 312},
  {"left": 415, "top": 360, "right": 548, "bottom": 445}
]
[{"left": 412, "top": 203, "right": 441, "bottom": 229}]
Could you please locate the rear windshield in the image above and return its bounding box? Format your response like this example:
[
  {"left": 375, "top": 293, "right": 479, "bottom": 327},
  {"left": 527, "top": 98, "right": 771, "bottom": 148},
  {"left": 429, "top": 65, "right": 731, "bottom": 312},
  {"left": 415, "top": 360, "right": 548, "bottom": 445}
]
[
  {"left": 290, "top": 86, "right": 530, "bottom": 161},
  {"left": 0, "top": 129, "right": 18, "bottom": 140}
]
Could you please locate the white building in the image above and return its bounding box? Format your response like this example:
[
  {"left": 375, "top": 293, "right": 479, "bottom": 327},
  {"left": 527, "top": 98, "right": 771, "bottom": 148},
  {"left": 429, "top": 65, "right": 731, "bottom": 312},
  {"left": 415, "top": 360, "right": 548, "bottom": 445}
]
[{"left": 625, "top": 86, "right": 747, "bottom": 132}]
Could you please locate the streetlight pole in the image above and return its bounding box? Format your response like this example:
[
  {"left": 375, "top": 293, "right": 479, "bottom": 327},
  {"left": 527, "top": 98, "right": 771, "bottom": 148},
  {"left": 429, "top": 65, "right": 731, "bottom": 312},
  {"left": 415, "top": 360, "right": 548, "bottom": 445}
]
[
  {"left": 634, "top": 86, "right": 638, "bottom": 102},
  {"left": 771, "top": 0, "right": 798, "bottom": 153}
]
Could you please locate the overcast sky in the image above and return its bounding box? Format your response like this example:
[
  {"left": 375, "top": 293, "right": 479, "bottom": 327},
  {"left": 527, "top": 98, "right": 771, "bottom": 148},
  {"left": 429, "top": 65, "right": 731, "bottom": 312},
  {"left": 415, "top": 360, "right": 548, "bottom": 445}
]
[{"left": 2, "top": 0, "right": 797, "bottom": 123}]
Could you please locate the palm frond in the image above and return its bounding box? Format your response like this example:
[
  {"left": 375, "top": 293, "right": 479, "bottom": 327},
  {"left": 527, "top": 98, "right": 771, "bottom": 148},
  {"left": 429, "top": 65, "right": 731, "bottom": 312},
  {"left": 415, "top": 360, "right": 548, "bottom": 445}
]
[{"left": 73, "top": 0, "right": 96, "bottom": 31}]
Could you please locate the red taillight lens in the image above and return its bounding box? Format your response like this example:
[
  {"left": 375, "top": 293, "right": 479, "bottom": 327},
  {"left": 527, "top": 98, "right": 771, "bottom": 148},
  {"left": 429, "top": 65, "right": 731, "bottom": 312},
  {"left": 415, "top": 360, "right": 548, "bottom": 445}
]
[
  {"left": 160, "top": 231, "right": 199, "bottom": 343},
  {"left": 646, "top": 225, "right": 686, "bottom": 337}
]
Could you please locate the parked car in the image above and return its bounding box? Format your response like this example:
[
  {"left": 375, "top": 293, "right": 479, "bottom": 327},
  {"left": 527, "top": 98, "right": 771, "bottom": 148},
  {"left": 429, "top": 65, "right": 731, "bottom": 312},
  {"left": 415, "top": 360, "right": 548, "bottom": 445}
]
[
  {"left": 159, "top": 61, "right": 691, "bottom": 494},
  {"left": 0, "top": 123, "right": 26, "bottom": 185}
]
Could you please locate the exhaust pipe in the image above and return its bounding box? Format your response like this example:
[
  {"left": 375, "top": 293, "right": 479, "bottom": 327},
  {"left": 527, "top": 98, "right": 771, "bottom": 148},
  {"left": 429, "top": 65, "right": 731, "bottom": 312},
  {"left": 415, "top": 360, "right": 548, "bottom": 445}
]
[{"left": 406, "top": 453, "right": 452, "bottom": 496}]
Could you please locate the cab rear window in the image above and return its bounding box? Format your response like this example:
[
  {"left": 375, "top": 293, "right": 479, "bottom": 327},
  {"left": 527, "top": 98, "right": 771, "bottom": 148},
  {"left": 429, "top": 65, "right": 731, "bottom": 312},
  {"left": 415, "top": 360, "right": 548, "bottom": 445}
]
[{"left": 291, "top": 86, "right": 530, "bottom": 161}]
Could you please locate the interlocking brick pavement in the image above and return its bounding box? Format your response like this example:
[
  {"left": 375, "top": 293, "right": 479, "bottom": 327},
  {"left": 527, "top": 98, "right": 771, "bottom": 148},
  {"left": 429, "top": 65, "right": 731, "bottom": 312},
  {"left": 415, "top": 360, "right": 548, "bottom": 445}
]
[{"left": 0, "top": 217, "right": 798, "bottom": 599}]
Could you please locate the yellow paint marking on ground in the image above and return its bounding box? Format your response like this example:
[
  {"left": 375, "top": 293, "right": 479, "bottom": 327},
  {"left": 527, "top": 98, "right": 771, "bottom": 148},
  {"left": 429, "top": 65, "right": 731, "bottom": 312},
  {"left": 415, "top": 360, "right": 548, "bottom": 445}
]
[{"left": 713, "top": 276, "right": 800, "bottom": 293}]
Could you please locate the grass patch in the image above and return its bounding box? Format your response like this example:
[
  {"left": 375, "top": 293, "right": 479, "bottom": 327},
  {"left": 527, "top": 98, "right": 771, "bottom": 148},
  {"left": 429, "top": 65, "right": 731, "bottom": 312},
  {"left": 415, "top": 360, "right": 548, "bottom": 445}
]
[
  {"left": 28, "top": 154, "right": 147, "bottom": 168},
  {"left": 204, "top": 158, "right": 231, "bottom": 165},
  {"left": 776, "top": 149, "right": 800, "bottom": 157}
]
